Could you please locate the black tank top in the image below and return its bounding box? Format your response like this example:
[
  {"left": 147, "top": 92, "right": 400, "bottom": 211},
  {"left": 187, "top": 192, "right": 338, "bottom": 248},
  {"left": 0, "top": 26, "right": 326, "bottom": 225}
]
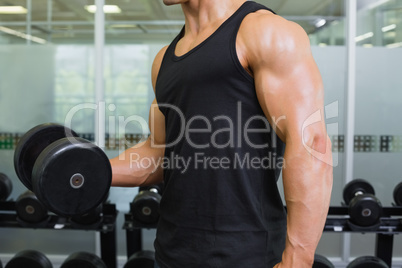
[{"left": 154, "top": 2, "right": 286, "bottom": 267}]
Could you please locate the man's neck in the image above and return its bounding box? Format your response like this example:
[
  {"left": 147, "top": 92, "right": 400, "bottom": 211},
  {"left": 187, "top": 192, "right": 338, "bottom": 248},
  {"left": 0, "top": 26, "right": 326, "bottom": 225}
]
[{"left": 181, "top": 0, "right": 247, "bottom": 35}]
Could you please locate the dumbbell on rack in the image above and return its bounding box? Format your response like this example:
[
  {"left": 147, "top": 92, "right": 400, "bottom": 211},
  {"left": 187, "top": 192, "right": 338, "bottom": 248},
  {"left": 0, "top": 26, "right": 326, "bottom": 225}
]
[
  {"left": 346, "top": 256, "right": 389, "bottom": 268},
  {"left": 13, "top": 123, "right": 111, "bottom": 217},
  {"left": 70, "top": 204, "right": 103, "bottom": 226},
  {"left": 343, "top": 179, "right": 382, "bottom": 229},
  {"left": 313, "top": 254, "right": 334, "bottom": 268},
  {"left": 70, "top": 191, "right": 110, "bottom": 226},
  {"left": 0, "top": 173, "right": 13, "bottom": 201},
  {"left": 131, "top": 183, "right": 164, "bottom": 226},
  {"left": 5, "top": 250, "right": 52, "bottom": 268},
  {"left": 393, "top": 182, "right": 402, "bottom": 206},
  {"left": 16, "top": 190, "right": 49, "bottom": 224},
  {"left": 60, "top": 252, "right": 106, "bottom": 268},
  {"left": 124, "top": 250, "right": 155, "bottom": 268}
]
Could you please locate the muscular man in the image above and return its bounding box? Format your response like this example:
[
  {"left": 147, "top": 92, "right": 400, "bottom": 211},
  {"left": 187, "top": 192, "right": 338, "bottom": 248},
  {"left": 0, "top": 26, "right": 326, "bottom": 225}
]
[{"left": 111, "top": 0, "right": 333, "bottom": 267}]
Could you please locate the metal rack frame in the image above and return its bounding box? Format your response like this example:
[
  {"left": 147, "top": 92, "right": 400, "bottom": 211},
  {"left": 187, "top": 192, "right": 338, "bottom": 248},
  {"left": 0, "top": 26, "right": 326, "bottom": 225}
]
[
  {"left": 0, "top": 201, "right": 118, "bottom": 268},
  {"left": 325, "top": 206, "right": 402, "bottom": 267}
]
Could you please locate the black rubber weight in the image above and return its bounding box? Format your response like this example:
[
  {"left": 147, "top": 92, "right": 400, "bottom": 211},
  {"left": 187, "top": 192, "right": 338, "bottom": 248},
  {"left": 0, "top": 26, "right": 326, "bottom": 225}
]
[
  {"left": 343, "top": 179, "right": 375, "bottom": 205},
  {"left": 60, "top": 252, "right": 106, "bottom": 268},
  {"left": 0, "top": 173, "right": 12, "bottom": 201},
  {"left": 131, "top": 191, "right": 161, "bottom": 224},
  {"left": 0, "top": 258, "right": 2, "bottom": 268},
  {"left": 32, "top": 137, "right": 111, "bottom": 216},
  {"left": 13, "top": 123, "right": 78, "bottom": 190},
  {"left": 16, "top": 191, "right": 48, "bottom": 223},
  {"left": 348, "top": 194, "right": 382, "bottom": 227},
  {"left": 71, "top": 204, "right": 103, "bottom": 225},
  {"left": 393, "top": 182, "right": 402, "bottom": 206},
  {"left": 124, "top": 250, "right": 155, "bottom": 268},
  {"left": 5, "top": 250, "right": 52, "bottom": 268},
  {"left": 313, "top": 254, "right": 334, "bottom": 268},
  {"left": 346, "top": 256, "right": 389, "bottom": 268}
]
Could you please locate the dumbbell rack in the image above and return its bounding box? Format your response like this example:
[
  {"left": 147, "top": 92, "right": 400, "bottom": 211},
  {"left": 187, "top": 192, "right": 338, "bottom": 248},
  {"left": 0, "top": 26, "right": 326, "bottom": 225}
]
[
  {"left": 123, "top": 212, "right": 157, "bottom": 259},
  {"left": 325, "top": 206, "right": 402, "bottom": 267},
  {"left": 0, "top": 201, "right": 118, "bottom": 268},
  {"left": 122, "top": 205, "right": 402, "bottom": 266}
]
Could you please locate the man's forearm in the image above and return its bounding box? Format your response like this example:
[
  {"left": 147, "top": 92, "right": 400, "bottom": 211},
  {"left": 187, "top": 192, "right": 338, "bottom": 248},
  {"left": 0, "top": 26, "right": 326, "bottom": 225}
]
[
  {"left": 279, "top": 139, "right": 333, "bottom": 267},
  {"left": 110, "top": 138, "right": 164, "bottom": 187}
]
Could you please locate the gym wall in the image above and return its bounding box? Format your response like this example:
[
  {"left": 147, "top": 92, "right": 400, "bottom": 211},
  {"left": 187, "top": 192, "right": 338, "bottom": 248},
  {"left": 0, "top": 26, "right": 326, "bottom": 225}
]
[
  {"left": 0, "top": 43, "right": 401, "bottom": 266},
  {"left": 1, "top": 1, "right": 402, "bottom": 267}
]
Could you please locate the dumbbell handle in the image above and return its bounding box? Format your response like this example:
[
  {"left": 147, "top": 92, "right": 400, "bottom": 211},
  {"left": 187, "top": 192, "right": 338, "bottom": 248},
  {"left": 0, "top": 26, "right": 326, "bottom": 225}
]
[
  {"left": 139, "top": 188, "right": 159, "bottom": 195},
  {"left": 355, "top": 190, "right": 364, "bottom": 196},
  {"left": 149, "top": 188, "right": 158, "bottom": 194}
]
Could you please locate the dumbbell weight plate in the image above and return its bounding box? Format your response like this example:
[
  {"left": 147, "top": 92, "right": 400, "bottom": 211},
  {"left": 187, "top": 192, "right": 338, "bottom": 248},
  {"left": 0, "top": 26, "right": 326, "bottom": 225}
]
[
  {"left": 32, "top": 137, "right": 111, "bottom": 217},
  {"left": 131, "top": 190, "right": 161, "bottom": 224},
  {"left": 393, "top": 182, "right": 402, "bottom": 206},
  {"left": 124, "top": 250, "right": 155, "bottom": 268},
  {"left": 61, "top": 252, "right": 106, "bottom": 268},
  {"left": 349, "top": 194, "right": 382, "bottom": 227},
  {"left": 5, "top": 250, "right": 52, "bottom": 268},
  {"left": 71, "top": 204, "right": 103, "bottom": 225},
  {"left": 346, "top": 256, "right": 389, "bottom": 268},
  {"left": 0, "top": 173, "right": 13, "bottom": 201},
  {"left": 343, "top": 179, "right": 375, "bottom": 205},
  {"left": 313, "top": 254, "right": 334, "bottom": 268},
  {"left": 0, "top": 258, "right": 2, "bottom": 268},
  {"left": 14, "top": 123, "right": 78, "bottom": 190},
  {"left": 16, "top": 191, "right": 48, "bottom": 223}
]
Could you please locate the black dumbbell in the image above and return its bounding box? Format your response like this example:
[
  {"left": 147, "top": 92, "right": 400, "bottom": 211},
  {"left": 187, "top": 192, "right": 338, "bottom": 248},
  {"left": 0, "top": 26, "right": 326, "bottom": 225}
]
[
  {"left": 346, "top": 256, "right": 389, "bottom": 268},
  {"left": 124, "top": 250, "right": 155, "bottom": 268},
  {"left": 16, "top": 191, "right": 48, "bottom": 224},
  {"left": 313, "top": 254, "right": 334, "bottom": 268},
  {"left": 343, "top": 179, "right": 382, "bottom": 227},
  {"left": 393, "top": 182, "right": 402, "bottom": 206},
  {"left": 0, "top": 258, "right": 2, "bottom": 268},
  {"left": 0, "top": 173, "right": 13, "bottom": 201},
  {"left": 131, "top": 184, "right": 164, "bottom": 225},
  {"left": 60, "top": 252, "right": 106, "bottom": 268},
  {"left": 70, "top": 190, "right": 110, "bottom": 225},
  {"left": 14, "top": 123, "right": 111, "bottom": 217},
  {"left": 5, "top": 250, "right": 52, "bottom": 268},
  {"left": 70, "top": 204, "right": 103, "bottom": 225}
]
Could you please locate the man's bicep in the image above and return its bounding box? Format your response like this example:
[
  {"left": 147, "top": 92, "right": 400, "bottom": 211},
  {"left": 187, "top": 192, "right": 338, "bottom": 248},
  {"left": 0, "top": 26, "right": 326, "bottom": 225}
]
[
  {"left": 255, "top": 55, "right": 324, "bottom": 144},
  {"left": 252, "top": 31, "right": 324, "bottom": 144}
]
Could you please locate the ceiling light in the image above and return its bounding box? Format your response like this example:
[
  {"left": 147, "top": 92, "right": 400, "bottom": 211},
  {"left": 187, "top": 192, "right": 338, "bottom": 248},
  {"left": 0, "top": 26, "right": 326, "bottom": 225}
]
[
  {"left": 315, "top": 19, "right": 327, "bottom": 28},
  {"left": 355, "top": 32, "right": 374, "bottom": 42},
  {"left": 85, "top": 5, "right": 121, "bottom": 14},
  {"left": 386, "top": 42, "right": 402, "bottom": 49},
  {"left": 382, "top": 24, "right": 396, "bottom": 32},
  {"left": 0, "top": 6, "right": 27, "bottom": 14},
  {"left": 0, "top": 26, "right": 46, "bottom": 44},
  {"left": 110, "top": 24, "right": 137, "bottom": 28},
  {"left": 363, "top": 44, "right": 373, "bottom": 48}
]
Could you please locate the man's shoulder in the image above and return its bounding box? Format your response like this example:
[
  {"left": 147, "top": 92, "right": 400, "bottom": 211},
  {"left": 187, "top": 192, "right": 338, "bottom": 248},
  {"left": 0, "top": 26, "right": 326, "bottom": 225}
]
[
  {"left": 242, "top": 10, "right": 303, "bottom": 32},
  {"left": 238, "top": 10, "right": 311, "bottom": 62},
  {"left": 240, "top": 10, "right": 309, "bottom": 50}
]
